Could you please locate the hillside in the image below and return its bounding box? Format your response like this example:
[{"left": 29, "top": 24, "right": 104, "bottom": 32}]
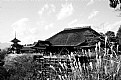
[{"left": 0, "top": 42, "right": 10, "bottom": 49}]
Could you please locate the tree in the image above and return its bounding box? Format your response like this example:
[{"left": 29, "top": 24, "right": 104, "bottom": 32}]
[
  {"left": 116, "top": 25, "right": 121, "bottom": 44},
  {"left": 109, "top": 0, "right": 119, "bottom": 8},
  {"left": 105, "top": 31, "right": 115, "bottom": 37},
  {"left": 105, "top": 31, "right": 117, "bottom": 47},
  {"left": 0, "top": 49, "right": 8, "bottom": 60},
  {"left": 109, "top": 0, "right": 121, "bottom": 10}
]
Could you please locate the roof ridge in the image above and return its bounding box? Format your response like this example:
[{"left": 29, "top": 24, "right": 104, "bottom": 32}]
[{"left": 64, "top": 26, "right": 91, "bottom": 30}]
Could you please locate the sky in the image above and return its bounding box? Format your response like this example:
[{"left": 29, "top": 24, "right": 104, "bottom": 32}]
[{"left": 0, "top": 0, "right": 121, "bottom": 44}]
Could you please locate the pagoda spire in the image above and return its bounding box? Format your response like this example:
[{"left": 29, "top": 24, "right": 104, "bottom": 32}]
[
  {"left": 11, "top": 31, "right": 21, "bottom": 43},
  {"left": 15, "top": 31, "right": 16, "bottom": 38}
]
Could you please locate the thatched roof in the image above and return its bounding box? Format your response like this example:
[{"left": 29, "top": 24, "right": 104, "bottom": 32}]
[{"left": 46, "top": 26, "right": 101, "bottom": 46}]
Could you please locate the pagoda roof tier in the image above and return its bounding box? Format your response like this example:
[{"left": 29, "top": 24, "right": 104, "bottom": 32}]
[{"left": 11, "top": 38, "right": 21, "bottom": 43}]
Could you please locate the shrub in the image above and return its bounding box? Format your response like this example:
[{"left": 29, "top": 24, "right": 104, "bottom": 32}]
[{"left": 0, "top": 49, "right": 8, "bottom": 60}]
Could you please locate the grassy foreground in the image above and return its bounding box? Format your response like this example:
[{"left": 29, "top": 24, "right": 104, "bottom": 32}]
[
  {"left": 3, "top": 40, "right": 121, "bottom": 80},
  {"left": 3, "top": 50, "right": 121, "bottom": 80}
]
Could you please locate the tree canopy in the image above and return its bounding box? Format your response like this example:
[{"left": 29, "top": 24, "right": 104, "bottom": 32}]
[
  {"left": 105, "top": 31, "right": 115, "bottom": 37},
  {"left": 116, "top": 26, "right": 121, "bottom": 44},
  {"left": 109, "top": 0, "right": 121, "bottom": 9}
]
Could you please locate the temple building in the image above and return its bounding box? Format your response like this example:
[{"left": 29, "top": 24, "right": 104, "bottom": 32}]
[
  {"left": 45, "top": 26, "right": 104, "bottom": 55},
  {"left": 10, "top": 26, "right": 104, "bottom": 54},
  {"left": 32, "top": 26, "right": 104, "bottom": 55},
  {"left": 31, "top": 40, "right": 52, "bottom": 55},
  {"left": 21, "top": 44, "right": 35, "bottom": 53},
  {"left": 10, "top": 36, "right": 23, "bottom": 54}
]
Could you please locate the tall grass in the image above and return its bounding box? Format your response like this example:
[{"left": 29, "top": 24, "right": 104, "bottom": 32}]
[{"left": 47, "top": 36, "right": 121, "bottom": 80}]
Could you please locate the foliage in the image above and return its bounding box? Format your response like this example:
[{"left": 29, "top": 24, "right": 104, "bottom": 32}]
[
  {"left": 3, "top": 33, "right": 121, "bottom": 80},
  {"left": 109, "top": 0, "right": 119, "bottom": 9},
  {"left": 4, "top": 54, "right": 41, "bottom": 80},
  {"left": 117, "top": 26, "right": 121, "bottom": 38},
  {"left": 105, "top": 31, "right": 115, "bottom": 37},
  {"left": 4, "top": 44, "right": 121, "bottom": 80},
  {"left": 0, "top": 48, "right": 9, "bottom": 60},
  {"left": 116, "top": 26, "right": 121, "bottom": 45}
]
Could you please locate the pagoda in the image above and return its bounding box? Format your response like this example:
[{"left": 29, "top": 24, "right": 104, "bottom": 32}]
[{"left": 10, "top": 32, "right": 23, "bottom": 54}]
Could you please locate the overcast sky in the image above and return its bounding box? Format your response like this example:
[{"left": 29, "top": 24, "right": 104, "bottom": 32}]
[{"left": 0, "top": 0, "right": 121, "bottom": 44}]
